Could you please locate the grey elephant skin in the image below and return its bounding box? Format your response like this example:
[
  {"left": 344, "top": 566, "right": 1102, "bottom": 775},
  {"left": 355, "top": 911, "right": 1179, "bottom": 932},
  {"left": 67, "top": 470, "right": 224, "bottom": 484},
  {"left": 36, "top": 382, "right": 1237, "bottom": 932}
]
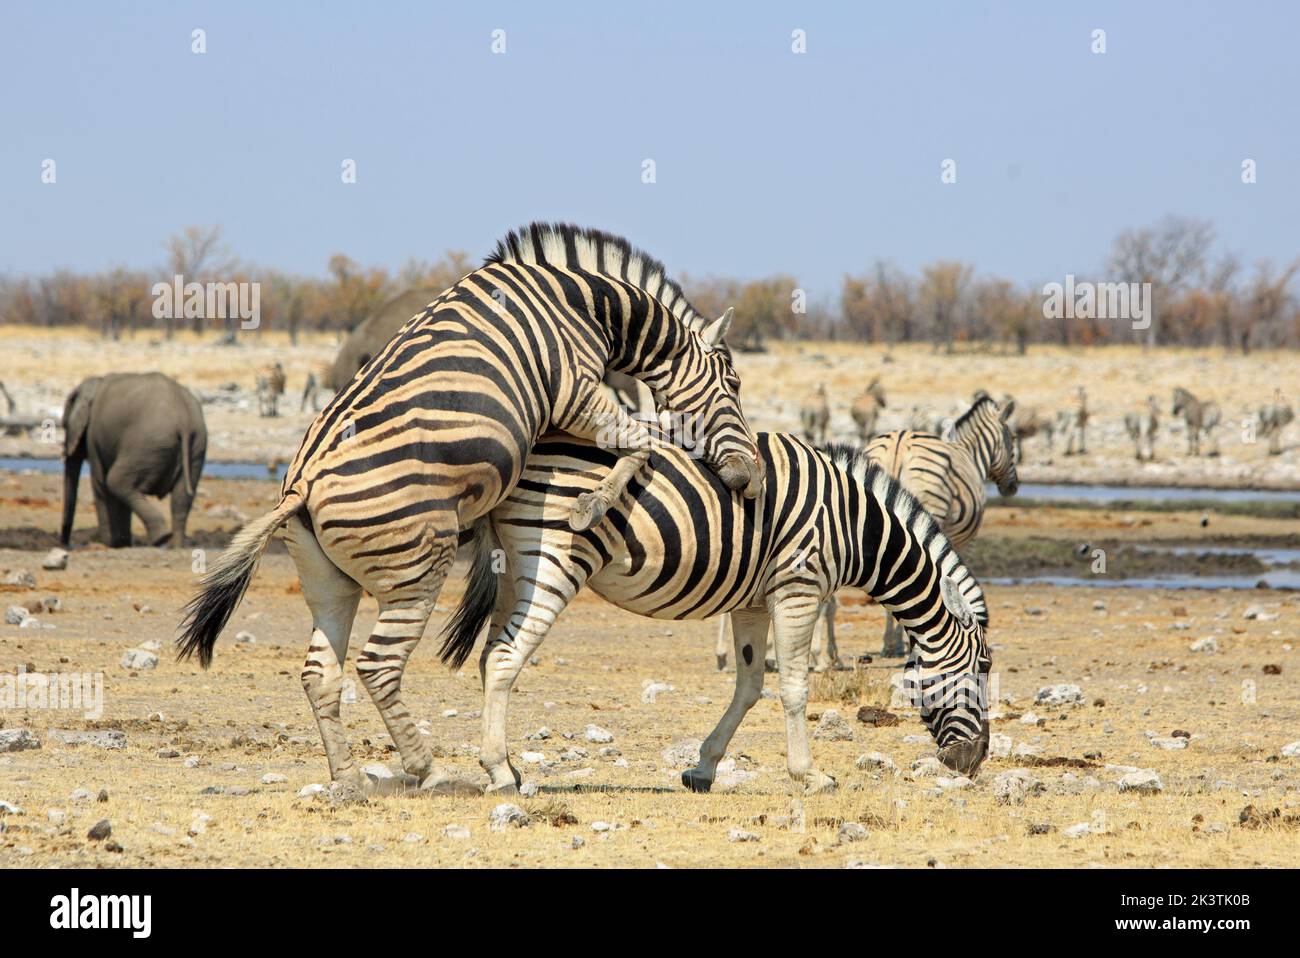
[
  {"left": 61, "top": 372, "right": 208, "bottom": 548},
  {"left": 326, "top": 288, "right": 438, "bottom": 389}
]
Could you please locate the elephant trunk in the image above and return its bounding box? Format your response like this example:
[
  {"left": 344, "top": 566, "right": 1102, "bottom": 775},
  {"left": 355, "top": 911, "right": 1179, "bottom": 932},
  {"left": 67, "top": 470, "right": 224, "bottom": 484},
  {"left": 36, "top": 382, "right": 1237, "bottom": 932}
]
[{"left": 60, "top": 456, "right": 82, "bottom": 546}]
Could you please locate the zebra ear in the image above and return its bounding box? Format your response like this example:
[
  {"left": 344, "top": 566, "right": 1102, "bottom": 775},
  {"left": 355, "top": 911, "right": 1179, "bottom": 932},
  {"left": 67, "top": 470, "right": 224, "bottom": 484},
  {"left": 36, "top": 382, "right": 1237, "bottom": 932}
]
[
  {"left": 1000, "top": 399, "right": 1016, "bottom": 422},
  {"left": 940, "top": 577, "right": 975, "bottom": 628},
  {"left": 700, "top": 307, "right": 735, "bottom": 351}
]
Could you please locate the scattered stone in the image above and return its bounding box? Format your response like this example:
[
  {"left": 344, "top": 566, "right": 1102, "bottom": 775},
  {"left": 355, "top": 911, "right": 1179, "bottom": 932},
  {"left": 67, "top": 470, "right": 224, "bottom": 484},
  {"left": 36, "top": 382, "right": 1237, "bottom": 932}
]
[
  {"left": 641, "top": 680, "right": 674, "bottom": 703},
  {"left": 1242, "top": 605, "right": 1279, "bottom": 621},
  {"left": 811, "top": 709, "right": 854, "bottom": 741},
  {"left": 120, "top": 648, "right": 159, "bottom": 670},
  {"left": 1028, "top": 822, "right": 1054, "bottom": 835},
  {"left": 1023, "top": 606, "right": 1045, "bottom": 617},
  {"left": 1012, "top": 742, "right": 1041, "bottom": 757},
  {"left": 5, "top": 606, "right": 31, "bottom": 626},
  {"left": 1118, "top": 769, "right": 1164, "bottom": 794},
  {"left": 47, "top": 808, "right": 66, "bottom": 824},
  {"left": 42, "top": 548, "right": 69, "bottom": 571},
  {"left": 0, "top": 800, "right": 25, "bottom": 815},
  {"left": 661, "top": 739, "right": 702, "bottom": 769},
  {"left": 69, "top": 788, "right": 95, "bottom": 803},
  {"left": 234, "top": 630, "right": 256, "bottom": 644},
  {"left": 183, "top": 756, "right": 202, "bottom": 769},
  {"left": 837, "top": 821, "right": 869, "bottom": 844},
  {"left": 728, "top": 828, "right": 760, "bottom": 843},
  {"left": 442, "top": 824, "right": 470, "bottom": 840},
  {"left": 1280, "top": 741, "right": 1300, "bottom": 758},
  {"left": 1034, "top": 684, "right": 1083, "bottom": 706},
  {"left": 855, "top": 751, "right": 898, "bottom": 773},
  {"left": 935, "top": 775, "right": 972, "bottom": 792},
  {"left": 855, "top": 706, "right": 899, "bottom": 727},
  {"left": 298, "top": 783, "right": 326, "bottom": 798},
  {"left": 909, "top": 757, "right": 944, "bottom": 779},
  {"left": 1149, "top": 737, "right": 1188, "bottom": 751},
  {"left": 157, "top": 748, "right": 180, "bottom": 759},
  {"left": 1189, "top": 636, "right": 1218, "bottom": 654},
  {"left": 525, "top": 727, "right": 551, "bottom": 741},
  {"left": 261, "top": 773, "right": 288, "bottom": 784},
  {"left": 0, "top": 729, "right": 41, "bottom": 752},
  {"left": 988, "top": 733, "right": 1012, "bottom": 758},
  {"left": 48, "top": 729, "right": 126, "bottom": 750},
  {"left": 87, "top": 819, "right": 112, "bottom": 841},
  {"left": 488, "top": 803, "right": 530, "bottom": 831},
  {"left": 571, "top": 835, "right": 585, "bottom": 849},
  {"left": 520, "top": 751, "right": 546, "bottom": 765},
  {"left": 992, "top": 769, "right": 1044, "bottom": 806},
  {"left": 3, "top": 570, "right": 36, "bottom": 588},
  {"left": 583, "top": 724, "right": 614, "bottom": 744},
  {"left": 1063, "top": 822, "right": 1092, "bottom": 839},
  {"left": 1092, "top": 600, "right": 1107, "bottom": 611}
]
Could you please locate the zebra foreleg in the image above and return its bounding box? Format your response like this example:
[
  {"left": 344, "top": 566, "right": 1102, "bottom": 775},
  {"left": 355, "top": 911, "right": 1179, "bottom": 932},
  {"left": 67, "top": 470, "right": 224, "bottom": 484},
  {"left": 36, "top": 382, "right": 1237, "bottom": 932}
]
[
  {"left": 684, "top": 609, "right": 769, "bottom": 793},
  {"left": 554, "top": 389, "right": 658, "bottom": 532},
  {"left": 771, "top": 600, "right": 837, "bottom": 797},
  {"left": 810, "top": 597, "right": 839, "bottom": 672},
  {"left": 282, "top": 515, "right": 364, "bottom": 786}
]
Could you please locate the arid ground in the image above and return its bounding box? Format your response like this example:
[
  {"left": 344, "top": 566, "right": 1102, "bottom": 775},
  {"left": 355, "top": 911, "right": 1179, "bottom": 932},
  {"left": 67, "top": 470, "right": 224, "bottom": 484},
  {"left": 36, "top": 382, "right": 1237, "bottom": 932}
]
[{"left": 1, "top": 330, "right": 1298, "bottom": 868}]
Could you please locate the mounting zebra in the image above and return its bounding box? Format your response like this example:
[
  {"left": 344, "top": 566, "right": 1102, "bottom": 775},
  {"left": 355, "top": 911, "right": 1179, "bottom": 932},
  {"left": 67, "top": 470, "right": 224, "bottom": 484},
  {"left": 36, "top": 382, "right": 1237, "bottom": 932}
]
[
  {"left": 175, "top": 222, "right": 764, "bottom": 791},
  {"left": 862, "top": 393, "right": 1018, "bottom": 656},
  {"left": 1171, "top": 386, "right": 1220, "bottom": 456},
  {"left": 1124, "top": 395, "right": 1160, "bottom": 461},
  {"left": 440, "top": 431, "right": 992, "bottom": 797}
]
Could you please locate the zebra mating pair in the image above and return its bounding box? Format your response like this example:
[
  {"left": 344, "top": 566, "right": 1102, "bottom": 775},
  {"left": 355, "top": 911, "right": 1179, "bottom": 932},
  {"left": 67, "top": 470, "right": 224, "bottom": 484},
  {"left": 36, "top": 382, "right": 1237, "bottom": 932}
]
[
  {"left": 176, "top": 223, "right": 763, "bottom": 792},
  {"left": 443, "top": 431, "right": 992, "bottom": 796}
]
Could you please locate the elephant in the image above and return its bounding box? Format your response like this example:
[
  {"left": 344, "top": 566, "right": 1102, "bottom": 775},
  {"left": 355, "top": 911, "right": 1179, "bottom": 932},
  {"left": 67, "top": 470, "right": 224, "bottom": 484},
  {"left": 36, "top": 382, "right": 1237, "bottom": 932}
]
[
  {"left": 61, "top": 372, "right": 208, "bottom": 548},
  {"left": 327, "top": 288, "right": 440, "bottom": 390}
]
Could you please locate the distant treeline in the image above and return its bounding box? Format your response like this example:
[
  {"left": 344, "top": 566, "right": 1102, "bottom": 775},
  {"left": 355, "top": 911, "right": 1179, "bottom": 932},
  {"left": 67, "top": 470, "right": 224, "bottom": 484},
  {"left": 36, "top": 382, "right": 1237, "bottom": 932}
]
[{"left": 3, "top": 218, "right": 1297, "bottom": 353}]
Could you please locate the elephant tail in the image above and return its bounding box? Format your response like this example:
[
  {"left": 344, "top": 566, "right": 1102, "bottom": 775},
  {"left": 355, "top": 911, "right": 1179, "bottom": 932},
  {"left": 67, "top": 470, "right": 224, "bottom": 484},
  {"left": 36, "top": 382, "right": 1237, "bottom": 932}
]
[
  {"left": 175, "top": 492, "right": 302, "bottom": 668},
  {"left": 180, "top": 430, "right": 195, "bottom": 497}
]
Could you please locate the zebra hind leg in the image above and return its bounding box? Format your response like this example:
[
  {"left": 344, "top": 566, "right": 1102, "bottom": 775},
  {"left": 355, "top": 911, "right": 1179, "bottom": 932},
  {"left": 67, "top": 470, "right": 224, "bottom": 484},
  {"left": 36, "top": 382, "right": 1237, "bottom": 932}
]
[
  {"left": 282, "top": 514, "right": 364, "bottom": 788},
  {"left": 771, "top": 600, "right": 836, "bottom": 798},
  {"left": 685, "top": 609, "right": 770, "bottom": 793},
  {"left": 715, "top": 615, "right": 731, "bottom": 671}
]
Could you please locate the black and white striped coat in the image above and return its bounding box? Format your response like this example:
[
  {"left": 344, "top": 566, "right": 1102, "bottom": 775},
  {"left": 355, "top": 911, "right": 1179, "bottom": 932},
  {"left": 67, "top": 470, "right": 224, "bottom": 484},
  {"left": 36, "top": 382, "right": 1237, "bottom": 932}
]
[
  {"left": 443, "top": 431, "right": 992, "bottom": 796},
  {"left": 1258, "top": 392, "right": 1294, "bottom": 455},
  {"left": 1124, "top": 396, "right": 1160, "bottom": 461},
  {"left": 176, "top": 223, "right": 763, "bottom": 791},
  {"left": 1172, "top": 386, "right": 1220, "bottom": 456}
]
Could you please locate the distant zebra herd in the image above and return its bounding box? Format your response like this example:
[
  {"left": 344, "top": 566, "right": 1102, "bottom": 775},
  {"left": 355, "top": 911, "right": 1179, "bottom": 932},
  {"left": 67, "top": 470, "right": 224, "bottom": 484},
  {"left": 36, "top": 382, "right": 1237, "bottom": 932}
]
[{"left": 173, "top": 221, "right": 1294, "bottom": 801}]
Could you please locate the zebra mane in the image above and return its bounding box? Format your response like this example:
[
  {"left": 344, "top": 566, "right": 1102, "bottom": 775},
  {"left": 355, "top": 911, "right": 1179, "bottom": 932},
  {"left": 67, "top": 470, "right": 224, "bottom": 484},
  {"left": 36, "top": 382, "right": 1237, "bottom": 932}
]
[
  {"left": 485, "top": 222, "right": 710, "bottom": 332},
  {"left": 820, "top": 441, "right": 989, "bottom": 627},
  {"left": 953, "top": 394, "right": 999, "bottom": 434}
]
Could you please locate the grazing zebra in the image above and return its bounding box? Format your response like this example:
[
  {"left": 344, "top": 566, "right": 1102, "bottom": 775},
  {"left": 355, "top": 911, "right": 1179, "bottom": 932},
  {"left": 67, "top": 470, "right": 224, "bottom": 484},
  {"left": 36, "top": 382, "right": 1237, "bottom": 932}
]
[
  {"left": 864, "top": 393, "right": 1018, "bottom": 656},
  {"left": 1000, "top": 394, "right": 1054, "bottom": 461},
  {"left": 799, "top": 384, "right": 830, "bottom": 445},
  {"left": 256, "top": 362, "right": 286, "bottom": 417},
  {"left": 1258, "top": 390, "right": 1294, "bottom": 456},
  {"left": 1171, "top": 387, "right": 1220, "bottom": 456},
  {"left": 175, "top": 222, "right": 763, "bottom": 791},
  {"left": 442, "top": 431, "right": 991, "bottom": 796},
  {"left": 1056, "top": 386, "right": 1088, "bottom": 456},
  {"left": 1124, "top": 396, "right": 1160, "bottom": 461},
  {"left": 300, "top": 359, "right": 333, "bottom": 413},
  {"left": 849, "top": 377, "right": 887, "bottom": 441}
]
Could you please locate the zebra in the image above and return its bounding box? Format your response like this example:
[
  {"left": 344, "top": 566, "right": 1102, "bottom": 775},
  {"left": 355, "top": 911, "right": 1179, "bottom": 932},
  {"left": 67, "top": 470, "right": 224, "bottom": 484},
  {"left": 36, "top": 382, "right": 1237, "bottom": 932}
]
[
  {"left": 300, "top": 359, "right": 333, "bottom": 413},
  {"left": 1258, "top": 390, "right": 1294, "bottom": 456},
  {"left": 175, "top": 222, "right": 764, "bottom": 791},
  {"left": 863, "top": 393, "right": 1018, "bottom": 656},
  {"left": 714, "top": 595, "right": 837, "bottom": 672},
  {"left": 849, "top": 377, "right": 887, "bottom": 441},
  {"left": 1124, "top": 395, "right": 1160, "bottom": 461},
  {"left": 256, "top": 362, "right": 286, "bottom": 417},
  {"left": 799, "top": 383, "right": 830, "bottom": 445},
  {"left": 1001, "top": 394, "right": 1054, "bottom": 461},
  {"left": 441, "top": 431, "right": 992, "bottom": 797},
  {"left": 1171, "top": 386, "right": 1220, "bottom": 456},
  {"left": 1056, "top": 386, "right": 1088, "bottom": 456}
]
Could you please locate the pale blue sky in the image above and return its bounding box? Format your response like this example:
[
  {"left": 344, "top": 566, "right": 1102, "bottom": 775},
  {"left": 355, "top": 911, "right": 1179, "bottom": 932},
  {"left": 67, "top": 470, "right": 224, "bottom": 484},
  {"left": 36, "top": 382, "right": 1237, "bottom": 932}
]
[{"left": 2, "top": 1, "right": 1295, "bottom": 300}]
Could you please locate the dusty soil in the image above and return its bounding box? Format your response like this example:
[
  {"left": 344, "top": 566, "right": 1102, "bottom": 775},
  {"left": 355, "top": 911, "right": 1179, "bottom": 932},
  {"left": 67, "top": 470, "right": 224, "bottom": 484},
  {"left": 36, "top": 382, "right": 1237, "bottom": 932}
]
[
  {"left": 2, "top": 329, "right": 1298, "bottom": 488},
  {"left": 2, "top": 477, "right": 1299, "bottom": 868}
]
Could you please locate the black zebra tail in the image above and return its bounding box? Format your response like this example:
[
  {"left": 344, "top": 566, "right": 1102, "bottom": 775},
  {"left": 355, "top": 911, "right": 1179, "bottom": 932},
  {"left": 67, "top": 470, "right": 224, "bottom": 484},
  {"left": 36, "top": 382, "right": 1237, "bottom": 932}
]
[
  {"left": 175, "top": 494, "right": 301, "bottom": 668},
  {"left": 437, "top": 520, "right": 498, "bottom": 671}
]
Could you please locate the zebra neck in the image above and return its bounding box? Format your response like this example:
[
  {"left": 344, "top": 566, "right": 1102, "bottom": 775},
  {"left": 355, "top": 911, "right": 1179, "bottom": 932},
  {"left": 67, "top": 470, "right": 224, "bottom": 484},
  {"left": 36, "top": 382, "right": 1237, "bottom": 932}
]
[{"left": 952, "top": 420, "right": 994, "bottom": 480}]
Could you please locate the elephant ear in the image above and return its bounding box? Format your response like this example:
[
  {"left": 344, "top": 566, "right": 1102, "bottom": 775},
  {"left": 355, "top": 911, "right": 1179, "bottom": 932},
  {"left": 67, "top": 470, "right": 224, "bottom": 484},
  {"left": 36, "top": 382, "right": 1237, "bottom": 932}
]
[{"left": 63, "top": 377, "right": 102, "bottom": 457}]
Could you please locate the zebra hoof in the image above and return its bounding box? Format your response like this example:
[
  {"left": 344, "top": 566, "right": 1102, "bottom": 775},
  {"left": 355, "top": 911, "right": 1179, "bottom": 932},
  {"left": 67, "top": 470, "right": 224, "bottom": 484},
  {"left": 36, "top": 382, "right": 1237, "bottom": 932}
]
[
  {"left": 681, "top": 769, "right": 713, "bottom": 793},
  {"left": 568, "top": 493, "right": 608, "bottom": 532},
  {"left": 715, "top": 654, "right": 727, "bottom": 671}
]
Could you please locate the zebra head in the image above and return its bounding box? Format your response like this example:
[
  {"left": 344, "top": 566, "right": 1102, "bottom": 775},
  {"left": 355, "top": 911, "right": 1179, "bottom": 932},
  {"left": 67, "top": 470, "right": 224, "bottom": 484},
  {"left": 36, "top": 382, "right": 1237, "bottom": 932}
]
[
  {"left": 908, "top": 576, "right": 991, "bottom": 778},
  {"left": 1171, "top": 387, "right": 1191, "bottom": 417},
  {"left": 991, "top": 399, "right": 1020, "bottom": 496},
  {"left": 643, "top": 308, "right": 764, "bottom": 498}
]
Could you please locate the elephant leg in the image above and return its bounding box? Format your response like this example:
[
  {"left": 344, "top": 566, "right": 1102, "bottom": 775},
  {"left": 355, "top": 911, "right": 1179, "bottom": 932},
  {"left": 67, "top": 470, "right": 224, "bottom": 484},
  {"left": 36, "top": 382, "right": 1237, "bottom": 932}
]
[
  {"left": 89, "top": 468, "right": 113, "bottom": 545},
  {"left": 105, "top": 463, "right": 168, "bottom": 546}
]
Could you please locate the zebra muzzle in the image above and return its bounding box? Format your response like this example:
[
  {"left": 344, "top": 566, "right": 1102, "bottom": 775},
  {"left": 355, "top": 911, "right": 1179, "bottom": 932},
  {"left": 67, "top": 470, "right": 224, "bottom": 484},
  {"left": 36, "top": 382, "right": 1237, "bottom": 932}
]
[
  {"left": 714, "top": 452, "right": 764, "bottom": 498},
  {"left": 937, "top": 720, "right": 990, "bottom": 779}
]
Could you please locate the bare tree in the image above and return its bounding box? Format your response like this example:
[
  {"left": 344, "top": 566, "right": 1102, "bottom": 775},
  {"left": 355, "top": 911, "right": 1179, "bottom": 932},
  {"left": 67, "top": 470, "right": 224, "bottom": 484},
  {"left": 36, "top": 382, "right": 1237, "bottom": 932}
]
[
  {"left": 1240, "top": 260, "right": 1300, "bottom": 354},
  {"left": 163, "top": 225, "right": 237, "bottom": 337},
  {"left": 918, "top": 261, "right": 972, "bottom": 354},
  {"left": 1108, "top": 215, "right": 1214, "bottom": 348}
]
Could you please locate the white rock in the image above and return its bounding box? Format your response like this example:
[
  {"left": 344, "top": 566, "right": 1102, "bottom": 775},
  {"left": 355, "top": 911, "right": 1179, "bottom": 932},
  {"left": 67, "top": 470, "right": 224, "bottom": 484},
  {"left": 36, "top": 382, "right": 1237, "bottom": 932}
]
[
  {"left": 1034, "top": 684, "right": 1083, "bottom": 706},
  {"left": 1018, "top": 712, "right": 1041, "bottom": 725},
  {"left": 583, "top": 724, "right": 614, "bottom": 744},
  {"left": 298, "top": 783, "right": 327, "bottom": 798},
  {"left": 855, "top": 751, "right": 898, "bottom": 773},
  {"left": 838, "top": 821, "right": 869, "bottom": 843},
  {"left": 811, "top": 709, "right": 854, "bottom": 742},
  {"left": 488, "top": 803, "right": 530, "bottom": 831},
  {"left": 1013, "top": 742, "right": 1042, "bottom": 757},
  {"left": 0, "top": 800, "right": 25, "bottom": 815},
  {"left": 42, "top": 548, "right": 69, "bottom": 571},
  {"left": 1281, "top": 741, "right": 1300, "bottom": 758},
  {"left": 120, "top": 648, "right": 159, "bottom": 670},
  {"left": 140, "top": 639, "right": 162, "bottom": 652},
  {"left": 47, "top": 808, "right": 66, "bottom": 824},
  {"left": 935, "top": 775, "right": 972, "bottom": 792},
  {"left": 992, "top": 769, "right": 1044, "bottom": 806},
  {"left": 910, "top": 757, "right": 944, "bottom": 779},
  {"left": 0, "top": 729, "right": 41, "bottom": 752},
  {"left": 360, "top": 763, "right": 394, "bottom": 780},
  {"left": 441, "top": 709, "right": 457, "bottom": 718},
  {"left": 443, "top": 824, "right": 470, "bottom": 840},
  {"left": 520, "top": 751, "right": 546, "bottom": 764},
  {"left": 403, "top": 832, "right": 426, "bottom": 844},
  {"left": 640, "top": 681, "right": 675, "bottom": 703},
  {"left": 525, "top": 727, "right": 551, "bottom": 741},
  {"left": 727, "top": 828, "right": 760, "bottom": 843},
  {"left": 234, "top": 630, "right": 256, "bottom": 644},
  {"left": 47, "top": 729, "right": 126, "bottom": 750},
  {"left": 1063, "top": 822, "right": 1092, "bottom": 839},
  {"left": 1118, "top": 769, "right": 1164, "bottom": 794},
  {"left": 261, "top": 773, "right": 288, "bottom": 784},
  {"left": 988, "top": 733, "right": 1012, "bottom": 758},
  {"left": 1243, "top": 605, "right": 1279, "bottom": 621},
  {"left": 5, "top": 606, "right": 31, "bottom": 626},
  {"left": 1189, "top": 636, "right": 1218, "bottom": 654},
  {"left": 1150, "top": 737, "right": 1188, "bottom": 751}
]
